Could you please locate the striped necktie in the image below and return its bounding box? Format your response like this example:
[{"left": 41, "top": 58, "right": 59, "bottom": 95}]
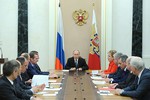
[{"left": 75, "top": 59, "right": 78, "bottom": 68}]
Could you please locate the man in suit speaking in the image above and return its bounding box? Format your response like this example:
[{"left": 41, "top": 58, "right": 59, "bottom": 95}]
[{"left": 65, "top": 50, "right": 89, "bottom": 71}]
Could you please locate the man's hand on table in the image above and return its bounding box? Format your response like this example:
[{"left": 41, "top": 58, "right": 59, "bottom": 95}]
[
  {"left": 49, "top": 74, "right": 58, "bottom": 78},
  {"left": 78, "top": 68, "right": 82, "bottom": 71},
  {"left": 109, "top": 83, "right": 118, "bottom": 89},
  {"left": 114, "top": 89, "right": 124, "bottom": 95},
  {"left": 37, "top": 84, "right": 45, "bottom": 91},
  {"left": 49, "top": 71, "right": 58, "bottom": 78},
  {"left": 25, "top": 79, "right": 32, "bottom": 84},
  {"left": 69, "top": 67, "right": 82, "bottom": 71},
  {"left": 70, "top": 67, "right": 76, "bottom": 71},
  {"left": 104, "top": 78, "right": 111, "bottom": 83},
  {"left": 32, "top": 86, "right": 40, "bottom": 93},
  {"left": 32, "top": 97, "right": 43, "bottom": 100},
  {"left": 101, "top": 73, "right": 107, "bottom": 78},
  {"left": 32, "top": 84, "right": 45, "bottom": 93}
]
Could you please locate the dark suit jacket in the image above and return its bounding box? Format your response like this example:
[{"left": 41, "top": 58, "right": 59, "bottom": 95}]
[
  {"left": 21, "top": 71, "right": 30, "bottom": 82},
  {"left": 15, "top": 75, "right": 33, "bottom": 95},
  {"left": 0, "top": 76, "right": 31, "bottom": 100},
  {"left": 115, "top": 72, "right": 136, "bottom": 89},
  {"left": 108, "top": 67, "right": 123, "bottom": 78},
  {"left": 65, "top": 57, "right": 89, "bottom": 70},
  {"left": 121, "top": 68, "right": 150, "bottom": 100},
  {"left": 27, "top": 62, "right": 49, "bottom": 79},
  {"left": 112, "top": 68, "right": 130, "bottom": 83}
]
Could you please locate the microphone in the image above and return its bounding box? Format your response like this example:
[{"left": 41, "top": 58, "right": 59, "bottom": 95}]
[{"left": 0, "top": 47, "right": 3, "bottom": 58}]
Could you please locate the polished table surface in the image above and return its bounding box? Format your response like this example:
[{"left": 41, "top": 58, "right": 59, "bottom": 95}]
[{"left": 35, "top": 70, "right": 133, "bottom": 100}]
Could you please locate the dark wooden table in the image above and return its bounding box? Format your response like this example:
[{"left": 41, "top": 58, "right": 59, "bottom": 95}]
[
  {"left": 36, "top": 70, "right": 132, "bottom": 100},
  {"left": 57, "top": 71, "right": 102, "bottom": 100}
]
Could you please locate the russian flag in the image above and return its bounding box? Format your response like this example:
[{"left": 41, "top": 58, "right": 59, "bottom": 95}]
[{"left": 55, "top": 4, "right": 65, "bottom": 70}]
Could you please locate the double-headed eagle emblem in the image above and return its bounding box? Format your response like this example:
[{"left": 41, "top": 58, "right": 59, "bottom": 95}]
[{"left": 72, "top": 9, "right": 89, "bottom": 26}]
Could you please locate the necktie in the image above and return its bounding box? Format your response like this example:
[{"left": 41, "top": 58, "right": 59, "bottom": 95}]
[
  {"left": 75, "top": 59, "right": 78, "bottom": 68},
  {"left": 137, "top": 77, "right": 140, "bottom": 85},
  {"left": 12, "top": 84, "right": 17, "bottom": 95},
  {"left": 19, "top": 75, "right": 22, "bottom": 81}
]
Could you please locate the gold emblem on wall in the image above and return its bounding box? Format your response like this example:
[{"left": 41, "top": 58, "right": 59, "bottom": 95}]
[{"left": 72, "top": 9, "right": 89, "bottom": 26}]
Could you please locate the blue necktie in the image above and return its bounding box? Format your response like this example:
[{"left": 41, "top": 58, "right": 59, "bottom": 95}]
[{"left": 75, "top": 59, "right": 78, "bottom": 68}]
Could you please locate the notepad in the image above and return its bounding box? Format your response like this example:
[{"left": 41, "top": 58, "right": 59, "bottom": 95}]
[
  {"left": 91, "top": 76, "right": 103, "bottom": 80},
  {"left": 92, "top": 80, "right": 106, "bottom": 85},
  {"left": 32, "top": 75, "right": 49, "bottom": 87}
]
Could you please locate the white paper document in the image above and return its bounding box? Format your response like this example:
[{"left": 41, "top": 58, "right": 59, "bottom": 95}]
[
  {"left": 50, "top": 83, "right": 62, "bottom": 85},
  {"left": 62, "top": 70, "right": 69, "bottom": 72},
  {"left": 32, "top": 75, "right": 49, "bottom": 87},
  {"left": 91, "top": 76, "right": 103, "bottom": 80},
  {"left": 92, "top": 80, "right": 106, "bottom": 85},
  {"left": 44, "top": 87, "right": 62, "bottom": 91},
  {"left": 92, "top": 70, "right": 99, "bottom": 75},
  {"left": 97, "top": 90, "right": 113, "bottom": 95},
  {"left": 48, "top": 80, "right": 57, "bottom": 83},
  {"left": 43, "top": 94, "right": 57, "bottom": 96},
  {"left": 34, "top": 92, "right": 48, "bottom": 95}
]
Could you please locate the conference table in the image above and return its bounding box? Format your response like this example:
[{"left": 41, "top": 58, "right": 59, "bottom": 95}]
[{"left": 35, "top": 70, "right": 133, "bottom": 100}]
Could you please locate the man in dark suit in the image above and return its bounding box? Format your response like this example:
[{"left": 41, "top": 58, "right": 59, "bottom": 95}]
[
  {"left": 20, "top": 53, "right": 32, "bottom": 84},
  {"left": 110, "top": 57, "right": 136, "bottom": 89},
  {"left": 27, "top": 51, "right": 49, "bottom": 79},
  {"left": 16, "top": 57, "right": 45, "bottom": 95},
  {"left": 105, "top": 55, "right": 130, "bottom": 83},
  {"left": 115, "top": 72, "right": 136, "bottom": 89},
  {"left": 0, "top": 60, "right": 41, "bottom": 100},
  {"left": 115, "top": 57, "right": 150, "bottom": 100},
  {"left": 65, "top": 50, "right": 88, "bottom": 71}
]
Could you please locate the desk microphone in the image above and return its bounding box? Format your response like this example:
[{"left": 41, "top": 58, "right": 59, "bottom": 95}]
[{"left": 0, "top": 47, "right": 3, "bottom": 58}]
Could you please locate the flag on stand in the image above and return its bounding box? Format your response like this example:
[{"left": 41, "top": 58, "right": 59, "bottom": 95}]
[
  {"left": 55, "top": 4, "right": 65, "bottom": 70},
  {"left": 88, "top": 9, "right": 101, "bottom": 70}
]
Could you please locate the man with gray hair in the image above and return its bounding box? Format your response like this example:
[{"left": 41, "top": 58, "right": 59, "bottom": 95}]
[
  {"left": 0, "top": 60, "right": 42, "bottom": 100},
  {"left": 115, "top": 57, "right": 150, "bottom": 100},
  {"left": 110, "top": 56, "right": 136, "bottom": 89}
]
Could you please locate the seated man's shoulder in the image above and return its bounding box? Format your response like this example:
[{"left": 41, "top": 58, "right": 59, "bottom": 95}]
[
  {"left": 79, "top": 57, "right": 85, "bottom": 60},
  {"left": 67, "top": 57, "right": 74, "bottom": 61},
  {"left": 28, "top": 62, "right": 32, "bottom": 67},
  {"left": 0, "top": 77, "right": 10, "bottom": 87},
  {"left": 142, "top": 69, "right": 150, "bottom": 79},
  {"left": 144, "top": 69, "right": 150, "bottom": 74}
]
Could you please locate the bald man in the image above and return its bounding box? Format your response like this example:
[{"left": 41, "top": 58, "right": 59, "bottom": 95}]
[{"left": 65, "top": 50, "right": 89, "bottom": 71}]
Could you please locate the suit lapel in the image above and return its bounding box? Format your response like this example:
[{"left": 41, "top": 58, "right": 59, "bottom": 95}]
[
  {"left": 2, "top": 76, "right": 17, "bottom": 95},
  {"left": 72, "top": 57, "right": 76, "bottom": 67},
  {"left": 138, "top": 68, "right": 146, "bottom": 84},
  {"left": 35, "top": 64, "right": 41, "bottom": 72}
]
